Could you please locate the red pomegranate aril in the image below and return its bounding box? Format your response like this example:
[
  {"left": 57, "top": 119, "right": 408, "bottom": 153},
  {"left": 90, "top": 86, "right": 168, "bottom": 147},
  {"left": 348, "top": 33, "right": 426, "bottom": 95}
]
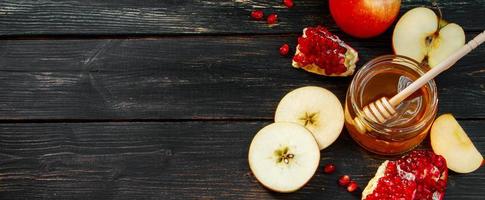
[
  {"left": 338, "top": 175, "right": 351, "bottom": 186},
  {"left": 250, "top": 10, "right": 264, "bottom": 21},
  {"left": 315, "top": 57, "right": 325, "bottom": 68},
  {"left": 279, "top": 44, "right": 290, "bottom": 56},
  {"left": 283, "top": 0, "right": 294, "bottom": 8},
  {"left": 338, "top": 57, "right": 345, "bottom": 64},
  {"left": 267, "top": 13, "right": 278, "bottom": 25},
  {"left": 293, "top": 53, "right": 304, "bottom": 63},
  {"left": 323, "top": 163, "right": 336, "bottom": 174},
  {"left": 347, "top": 181, "right": 359, "bottom": 192}
]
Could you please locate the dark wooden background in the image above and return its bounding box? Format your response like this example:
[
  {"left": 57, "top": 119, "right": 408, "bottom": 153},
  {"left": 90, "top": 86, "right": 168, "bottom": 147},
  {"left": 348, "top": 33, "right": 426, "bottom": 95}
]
[{"left": 0, "top": 0, "right": 483, "bottom": 199}]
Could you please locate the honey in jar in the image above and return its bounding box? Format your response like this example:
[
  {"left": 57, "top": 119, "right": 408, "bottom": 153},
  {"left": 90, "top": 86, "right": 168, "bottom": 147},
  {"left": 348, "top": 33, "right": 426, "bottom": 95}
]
[{"left": 345, "top": 55, "right": 438, "bottom": 155}]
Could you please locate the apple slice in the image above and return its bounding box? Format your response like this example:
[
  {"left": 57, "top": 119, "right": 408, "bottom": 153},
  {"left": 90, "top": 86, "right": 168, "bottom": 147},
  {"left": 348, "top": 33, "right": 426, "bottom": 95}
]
[
  {"left": 431, "top": 114, "right": 483, "bottom": 173},
  {"left": 275, "top": 86, "right": 344, "bottom": 150},
  {"left": 392, "top": 7, "right": 465, "bottom": 67},
  {"left": 248, "top": 122, "right": 320, "bottom": 192}
]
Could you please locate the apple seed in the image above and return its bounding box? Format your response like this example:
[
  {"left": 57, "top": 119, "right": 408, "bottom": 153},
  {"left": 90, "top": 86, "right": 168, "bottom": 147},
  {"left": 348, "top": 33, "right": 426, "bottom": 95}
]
[{"left": 274, "top": 146, "right": 295, "bottom": 164}]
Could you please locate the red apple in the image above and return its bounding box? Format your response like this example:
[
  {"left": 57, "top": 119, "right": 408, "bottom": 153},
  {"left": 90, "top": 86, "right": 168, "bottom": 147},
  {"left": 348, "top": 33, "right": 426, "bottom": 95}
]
[{"left": 329, "top": 0, "right": 401, "bottom": 38}]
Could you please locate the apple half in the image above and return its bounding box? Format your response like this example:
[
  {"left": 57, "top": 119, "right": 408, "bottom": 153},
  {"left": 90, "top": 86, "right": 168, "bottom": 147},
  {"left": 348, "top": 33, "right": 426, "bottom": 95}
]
[
  {"left": 392, "top": 7, "right": 465, "bottom": 67},
  {"left": 431, "top": 114, "right": 483, "bottom": 173},
  {"left": 248, "top": 122, "right": 320, "bottom": 192},
  {"left": 275, "top": 86, "right": 344, "bottom": 150}
]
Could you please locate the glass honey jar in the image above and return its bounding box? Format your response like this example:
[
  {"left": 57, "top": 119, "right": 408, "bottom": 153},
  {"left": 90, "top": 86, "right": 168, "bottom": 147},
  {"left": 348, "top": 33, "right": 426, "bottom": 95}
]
[{"left": 345, "top": 55, "right": 438, "bottom": 155}]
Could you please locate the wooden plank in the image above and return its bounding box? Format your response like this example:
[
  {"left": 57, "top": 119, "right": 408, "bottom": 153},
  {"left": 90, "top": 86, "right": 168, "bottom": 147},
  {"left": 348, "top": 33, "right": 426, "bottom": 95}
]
[
  {"left": 0, "top": 121, "right": 483, "bottom": 199},
  {"left": 0, "top": 0, "right": 483, "bottom": 36},
  {"left": 0, "top": 33, "right": 483, "bottom": 120}
]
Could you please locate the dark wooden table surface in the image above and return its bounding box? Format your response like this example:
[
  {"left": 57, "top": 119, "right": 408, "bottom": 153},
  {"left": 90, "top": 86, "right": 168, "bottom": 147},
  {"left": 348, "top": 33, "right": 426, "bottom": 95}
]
[{"left": 0, "top": 0, "right": 483, "bottom": 199}]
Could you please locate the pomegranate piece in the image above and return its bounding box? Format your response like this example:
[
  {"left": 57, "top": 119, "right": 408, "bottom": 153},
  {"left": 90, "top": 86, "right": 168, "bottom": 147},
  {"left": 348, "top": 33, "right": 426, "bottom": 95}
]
[
  {"left": 323, "top": 163, "right": 336, "bottom": 174},
  {"left": 292, "top": 26, "right": 358, "bottom": 76},
  {"left": 283, "top": 0, "right": 294, "bottom": 8},
  {"left": 338, "top": 175, "right": 351, "bottom": 186},
  {"left": 362, "top": 150, "right": 448, "bottom": 200},
  {"left": 279, "top": 44, "right": 290, "bottom": 56},
  {"left": 251, "top": 10, "right": 264, "bottom": 21},
  {"left": 267, "top": 13, "right": 278, "bottom": 25}
]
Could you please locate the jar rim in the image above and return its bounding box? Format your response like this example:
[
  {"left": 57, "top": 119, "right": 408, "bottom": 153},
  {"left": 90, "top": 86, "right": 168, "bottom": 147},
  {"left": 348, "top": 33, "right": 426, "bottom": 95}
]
[{"left": 349, "top": 55, "right": 438, "bottom": 137}]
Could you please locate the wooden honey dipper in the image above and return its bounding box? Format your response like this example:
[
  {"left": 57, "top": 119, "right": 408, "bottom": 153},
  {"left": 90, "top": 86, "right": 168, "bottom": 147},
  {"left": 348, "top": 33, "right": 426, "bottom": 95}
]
[{"left": 354, "top": 31, "right": 485, "bottom": 132}]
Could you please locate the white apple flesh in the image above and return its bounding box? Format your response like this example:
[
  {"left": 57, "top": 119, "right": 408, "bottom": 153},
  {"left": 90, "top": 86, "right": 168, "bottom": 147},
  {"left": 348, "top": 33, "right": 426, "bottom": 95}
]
[
  {"left": 248, "top": 122, "right": 320, "bottom": 192},
  {"left": 427, "top": 23, "right": 466, "bottom": 67},
  {"left": 431, "top": 114, "right": 483, "bottom": 173},
  {"left": 393, "top": 7, "right": 465, "bottom": 67},
  {"left": 275, "top": 86, "right": 344, "bottom": 150}
]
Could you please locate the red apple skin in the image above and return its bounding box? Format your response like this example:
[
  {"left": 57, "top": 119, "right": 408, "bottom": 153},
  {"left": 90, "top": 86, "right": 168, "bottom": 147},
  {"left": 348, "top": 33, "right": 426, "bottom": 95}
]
[{"left": 329, "top": 0, "right": 401, "bottom": 38}]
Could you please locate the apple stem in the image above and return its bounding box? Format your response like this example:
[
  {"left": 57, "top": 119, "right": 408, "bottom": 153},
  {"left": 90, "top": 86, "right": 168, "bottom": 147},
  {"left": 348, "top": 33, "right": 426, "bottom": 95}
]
[{"left": 431, "top": 0, "right": 443, "bottom": 22}]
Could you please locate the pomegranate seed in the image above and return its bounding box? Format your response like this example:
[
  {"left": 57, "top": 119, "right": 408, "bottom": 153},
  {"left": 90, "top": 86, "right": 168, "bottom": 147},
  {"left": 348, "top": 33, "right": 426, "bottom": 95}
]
[
  {"left": 279, "top": 44, "right": 290, "bottom": 56},
  {"left": 283, "top": 0, "right": 294, "bottom": 8},
  {"left": 250, "top": 10, "right": 264, "bottom": 21},
  {"left": 267, "top": 13, "right": 278, "bottom": 25},
  {"left": 293, "top": 53, "right": 304, "bottom": 63},
  {"left": 347, "top": 181, "right": 359, "bottom": 192},
  {"left": 338, "top": 175, "right": 350, "bottom": 186},
  {"left": 323, "top": 163, "right": 336, "bottom": 174}
]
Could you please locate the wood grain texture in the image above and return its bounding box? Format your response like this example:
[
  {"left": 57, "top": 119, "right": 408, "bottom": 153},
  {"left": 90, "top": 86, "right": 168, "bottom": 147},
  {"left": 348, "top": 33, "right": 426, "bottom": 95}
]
[
  {"left": 0, "top": 0, "right": 483, "bottom": 36},
  {"left": 0, "top": 0, "right": 483, "bottom": 199},
  {"left": 0, "top": 121, "right": 483, "bottom": 199},
  {"left": 0, "top": 33, "right": 483, "bottom": 120}
]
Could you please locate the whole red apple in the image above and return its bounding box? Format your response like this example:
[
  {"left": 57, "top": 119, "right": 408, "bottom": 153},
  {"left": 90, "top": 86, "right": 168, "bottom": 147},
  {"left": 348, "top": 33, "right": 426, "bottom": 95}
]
[{"left": 329, "top": 0, "right": 401, "bottom": 38}]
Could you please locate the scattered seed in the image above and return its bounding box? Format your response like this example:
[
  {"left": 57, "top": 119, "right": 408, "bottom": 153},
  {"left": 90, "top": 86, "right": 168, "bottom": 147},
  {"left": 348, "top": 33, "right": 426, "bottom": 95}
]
[
  {"left": 338, "top": 175, "right": 351, "bottom": 186},
  {"left": 283, "top": 0, "right": 294, "bottom": 8},
  {"left": 267, "top": 13, "right": 278, "bottom": 25},
  {"left": 279, "top": 44, "right": 290, "bottom": 56},
  {"left": 323, "top": 163, "right": 336, "bottom": 174},
  {"left": 251, "top": 10, "right": 264, "bottom": 20},
  {"left": 347, "top": 181, "right": 359, "bottom": 192}
]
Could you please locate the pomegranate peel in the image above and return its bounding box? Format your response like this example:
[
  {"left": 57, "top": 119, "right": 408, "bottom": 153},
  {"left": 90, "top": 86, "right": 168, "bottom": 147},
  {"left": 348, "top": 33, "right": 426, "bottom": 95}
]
[{"left": 292, "top": 26, "right": 358, "bottom": 77}]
